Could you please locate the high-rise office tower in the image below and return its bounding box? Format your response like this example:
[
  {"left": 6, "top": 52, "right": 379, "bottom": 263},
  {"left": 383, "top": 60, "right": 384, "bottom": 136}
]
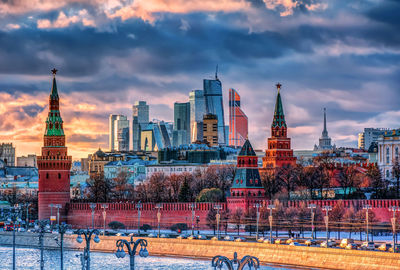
[
  {"left": 229, "top": 88, "right": 248, "bottom": 147},
  {"left": 358, "top": 128, "right": 390, "bottom": 150},
  {"left": 173, "top": 102, "right": 190, "bottom": 146},
  {"left": 189, "top": 90, "right": 206, "bottom": 142},
  {"left": 203, "top": 69, "right": 226, "bottom": 145},
  {"left": 132, "top": 101, "right": 149, "bottom": 124},
  {"left": 203, "top": 114, "right": 219, "bottom": 147},
  {"left": 132, "top": 101, "right": 149, "bottom": 151},
  {"left": 109, "top": 115, "right": 129, "bottom": 151},
  {"left": 132, "top": 116, "right": 141, "bottom": 151},
  {"left": 109, "top": 115, "right": 117, "bottom": 151}
]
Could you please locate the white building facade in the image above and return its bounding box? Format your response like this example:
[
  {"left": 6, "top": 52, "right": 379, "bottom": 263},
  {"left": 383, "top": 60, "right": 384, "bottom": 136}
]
[
  {"left": 377, "top": 129, "right": 400, "bottom": 181},
  {"left": 146, "top": 163, "right": 207, "bottom": 178}
]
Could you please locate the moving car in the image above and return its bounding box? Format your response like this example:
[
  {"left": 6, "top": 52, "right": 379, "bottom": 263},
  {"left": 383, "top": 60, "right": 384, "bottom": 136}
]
[
  {"left": 378, "top": 243, "right": 392, "bottom": 251},
  {"left": 305, "top": 239, "right": 316, "bottom": 246},
  {"left": 320, "top": 240, "right": 336, "bottom": 248},
  {"left": 345, "top": 243, "right": 358, "bottom": 250},
  {"left": 289, "top": 242, "right": 302, "bottom": 246},
  {"left": 360, "top": 242, "right": 375, "bottom": 250},
  {"left": 340, "top": 239, "right": 354, "bottom": 248}
]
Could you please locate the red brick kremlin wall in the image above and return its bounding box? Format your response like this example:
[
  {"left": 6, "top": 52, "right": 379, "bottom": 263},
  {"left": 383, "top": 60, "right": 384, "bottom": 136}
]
[{"left": 67, "top": 200, "right": 400, "bottom": 228}]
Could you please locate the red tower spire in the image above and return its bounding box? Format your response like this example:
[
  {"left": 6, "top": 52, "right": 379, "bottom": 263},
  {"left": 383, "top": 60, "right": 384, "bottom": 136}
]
[
  {"left": 37, "top": 69, "right": 72, "bottom": 222},
  {"left": 262, "top": 83, "right": 296, "bottom": 169}
]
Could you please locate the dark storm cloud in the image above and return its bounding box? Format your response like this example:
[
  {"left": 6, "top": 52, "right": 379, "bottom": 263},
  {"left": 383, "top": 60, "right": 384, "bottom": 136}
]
[
  {"left": 22, "top": 104, "right": 46, "bottom": 117},
  {"left": 68, "top": 134, "right": 107, "bottom": 143}
]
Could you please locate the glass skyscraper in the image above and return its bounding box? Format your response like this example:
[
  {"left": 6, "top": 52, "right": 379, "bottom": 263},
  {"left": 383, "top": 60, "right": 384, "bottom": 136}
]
[
  {"left": 173, "top": 102, "right": 191, "bottom": 146},
  {"left": 229, "top": 88, "right": 248, "bottom": 147},
  {"left": 189, "top": 90, "right": 206, "bottom": 143},
  {"left": 203, "top": 75, "right": 226, "bottom": 145},
  {"left": 109, "top": 114, "right": 129, "bottom": 151},
  {"left": 132, "top": 101, "right": 150, "bottom": 151}
]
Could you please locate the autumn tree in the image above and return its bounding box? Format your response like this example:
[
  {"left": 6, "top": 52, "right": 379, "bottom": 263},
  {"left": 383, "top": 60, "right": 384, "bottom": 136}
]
[
  {"left": 343, "top": 206, "right": 357, "bottom": 239},
  {"left": 392, "top": 158, "right": 400, "bottom": 198},
  {"left": 230, "top": 208, "right": 244, "bottom": 236},
  {"left": 111, "top": 171, "right": 134, "bottom": 201},
  {"left": 330, "top": 201, "right": 345, "bottom": 239},
  {"left": 337, "top": 166, "right": 362, "bottom": 199},
  {"left": 260, "top": 170, "right": 281, "bottom": 199},
  {"left": 85, "top": 173, "right": 113, "bottom": 202},
  {"left": 275, "top": 165, "right": 298, "bottom": 200}
]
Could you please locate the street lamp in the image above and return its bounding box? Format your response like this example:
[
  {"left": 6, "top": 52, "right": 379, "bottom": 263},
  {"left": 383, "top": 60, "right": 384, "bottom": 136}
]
[
  {"left": 389, "top": 206, "right": 399, "bottom": 252},
  {"left": 115, "top": 236, "right": 149, "bottom": 270},
  {"left": 49, "top": 204, "right": 54, "bottom": 226},
  {"left": 76, "top": 228, "right": 100, "bottom": 270},
  {"left": 308, "top": 204, "right": 317, "bottom": 240},
  {"left": 54, "top": 204, "right": 62, "bottom": 226},
  {"left": 24, "top": 203, "right": 31, "bottom": 230},
  {"left": 363, "top": 204, "right": 372, "bottom": 242},
  {"left": 154, "top": 203, "right": 163, "bottom": 238},
  {"left": 54, "top": 223, "right": 70, "bottom": 270},
  {"left": 322, "top": 206, "right": 332, "bottom": 248},
  {"left": 213, "top": 205, "right": 222, "bottom": 240},
  {"left": 254, "top": 203, "right": 261, "bottom": 241},
  {"left": 212, "top": 252, "right": 260, "bottom": 270},
  {"left": 136, "top": 201, "right": 142, "bottom": 234},
  {"left": 8, "top": 204, "right": 21, "bottom": 270},
  {"left": 35, "top": 220, "right": 50, "bottom": 270},
  {"left": 190, "top": 203, "right": 196, "bottom": 236},
  {"left": 89, "top": 203, "right": 96, "bottom": 229},
  {"left": 267, "top": 204, "right": 275, "bottom": 243},
  {"left": 101, "top": 204, "right": 108, "bottom": 236}
]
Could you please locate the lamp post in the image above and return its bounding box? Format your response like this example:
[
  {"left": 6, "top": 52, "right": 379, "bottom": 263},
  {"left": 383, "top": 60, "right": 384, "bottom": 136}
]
[
  {"left": 35, "top": 220, "right": 50, "bottom": 270},
  {"left": 49, "top": 204, "right": 54, "bottom": 226},
  {"left": 190, "top": 203, "right": 196, "bottom": 236},
  {"left": 9, "top": 204, "right": 21, "bottom": 270},
  {"left": 214, "top": 204, "right": 222, "bottom": 239},
  {"left": 267, "top": 204, "right": 275, "bottom": 243},
  {"left": 363, "top": 204, "right": 372, "bottom": 242},
  {"left": 154, "top": 203, "right": 163, "bottom": 238},
  {"left": 76, "top": 229, "right": 101, "bottom": 270},
  {"left": 136, "top": 201, "right": 142, "bottom": 234},
  {"left": 115, "top": 236, "right": 149, "bottom": 270},
  {"left": 308, "top": 204, "right": 317, "bottom": 240},
  {"left": 101, "top": 204, "right": 108, "bottom": 236},
  {"left": 54, "top": 224, "right": 70, "bottom": 270},
  {"left": 389, "top": 206, "right": 399, "bottom": 252},
  {"left": 89, "top": 203, "right": 96, "bottom": 229},
  {"left": 24, "top": 203, "right": 31, "bottom": 230},
  {"left": 322, "top": 206, "right": 332, "bottom": 248},
  {"left": 211, "top": 252, "right": 260, "bottom": 270},
  {"left": 254, "top": 203, "right": 261, "bottom": 241},
  {"left": 54, "top": 204, "right": 62, "bottom": 226}
]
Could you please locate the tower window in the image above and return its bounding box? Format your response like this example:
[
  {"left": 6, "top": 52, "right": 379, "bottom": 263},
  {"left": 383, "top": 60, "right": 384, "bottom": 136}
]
[
  {"left": 46, "top": 173, "right": 49, "bottom": 179},
  {"left": 58, "top": 173, "right": 61, "bottom": 179}
]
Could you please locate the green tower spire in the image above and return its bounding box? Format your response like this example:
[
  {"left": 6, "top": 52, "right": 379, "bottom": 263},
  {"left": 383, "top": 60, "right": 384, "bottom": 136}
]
[
  {"left": 45, "top": 68, "right": 64, "bottom": 136},
  {"left": 272, "top": 83, "right": 287, "bottom": 128}
]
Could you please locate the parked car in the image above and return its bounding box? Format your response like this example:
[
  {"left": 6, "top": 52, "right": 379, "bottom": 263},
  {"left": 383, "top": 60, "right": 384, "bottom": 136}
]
[
  {"left": 305, "top": 239, "right": 316, "bottom": 246},
  {"left": 320, "top": 240, "right": 336, "bottom": 248},
  {"left": 360, "top": 242, "right": 375, "bottom": 250},
  {"left": 286, "top": 238, "right": 295, "bottom": 244},
  {"left": 275, "top": 239, "right": 284, "bottom": 244},
  {"left": 289, "top": 242, "right": 302, "bottom": 246},
  {"left": 378, "top": 243, "right": 392, "bottom": 251},
  {"left": 224, "top": 235, "right": 233, "bottom": 241},
  {"left": 340, "top": 239, "right": 354, "bottom": 248},
  {"left": 257, "top": 237, "right": 265, "bottom": 243},
  {"left": 234, "top": 237, "right": 246, "bottom": 242},
  {"left": 345, "top": 243, "right": 358, "bottom": 250}
]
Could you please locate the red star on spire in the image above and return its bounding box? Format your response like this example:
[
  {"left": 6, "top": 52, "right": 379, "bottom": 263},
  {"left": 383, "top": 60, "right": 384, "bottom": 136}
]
[
  {"left": 276, "top": 82, "right": 282, "bottom": 90},
  {"left": 51, "top": 68, "right": 58, "bottom": 75}
]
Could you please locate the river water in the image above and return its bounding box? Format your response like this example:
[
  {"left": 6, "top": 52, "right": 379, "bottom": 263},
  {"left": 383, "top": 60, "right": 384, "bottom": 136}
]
[{"left": 0, "top": 246, "right": 299, "bottom": 269}]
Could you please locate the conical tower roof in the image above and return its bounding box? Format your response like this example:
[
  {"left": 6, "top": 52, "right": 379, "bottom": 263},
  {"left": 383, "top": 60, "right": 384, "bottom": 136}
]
[
  {"left": 50, "top": 68, "right": 59, "bottom": 99},
  {"left": 238, "top": 139, "right": 256, "bottom": 156},
  {"left": 272, "top": 83, "right": 287, "bottom": 128}
]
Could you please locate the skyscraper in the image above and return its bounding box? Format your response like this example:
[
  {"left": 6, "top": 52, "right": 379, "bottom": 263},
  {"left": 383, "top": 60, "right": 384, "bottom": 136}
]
[
  {"left": 203, "top": 113, "right": 219, "bottom": 147},
  {"left": 173, "top": 102, "right": 190, "bottom": 146},
  {"left": 132, "top": 101, "right": 149, "bottom": 124},
  {"left": 203, "top": 70, "right": 226, "bottom": 145},
  {"left": 109, "top": 114, "right": 117, "bottom": 151},
  {"left": 314, "top": 108, "right": 334, "bottom": 151},
  {"left": 189, "top": 90, "right": 206, "bottom": 142},
  {"left": 132, "top": 101, "right": 149, "bottom": 151},
  {"left": 109, "top": 115, "right": 130, "bottom": 151},
  {"left": 229, "top": 88, "right": 248, "bottom": 147},
  {"left": 37, "top": 69, "right": 72, "bottom": 221}
]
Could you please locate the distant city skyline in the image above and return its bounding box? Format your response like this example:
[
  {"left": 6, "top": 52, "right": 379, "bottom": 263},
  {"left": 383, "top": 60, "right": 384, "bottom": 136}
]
[{"left": 0, "top": 0, "right": 399, "bottom": 158}]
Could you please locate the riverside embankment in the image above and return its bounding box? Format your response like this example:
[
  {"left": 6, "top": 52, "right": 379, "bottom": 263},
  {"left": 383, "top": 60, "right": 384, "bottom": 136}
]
[{"left": 0, "top": 232, "right": 399, "bottom": 270}]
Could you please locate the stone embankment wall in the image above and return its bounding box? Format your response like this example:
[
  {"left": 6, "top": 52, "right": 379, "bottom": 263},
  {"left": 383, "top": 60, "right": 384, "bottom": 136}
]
[{"left": 0, "top": 232, "right": 399, "bottom": 270}]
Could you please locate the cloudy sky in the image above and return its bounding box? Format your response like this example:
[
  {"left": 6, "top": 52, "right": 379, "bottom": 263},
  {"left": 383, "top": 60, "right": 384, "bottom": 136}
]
[{"left": 0, "top": 0, "right": 399, "bottom": 159}]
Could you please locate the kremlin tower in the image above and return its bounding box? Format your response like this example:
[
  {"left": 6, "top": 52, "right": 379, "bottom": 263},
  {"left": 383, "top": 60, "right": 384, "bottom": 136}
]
[
  {"left": 227, "top": 139, "right": 264, "bottom": 212},
  {"left": 262, "top": 83, "right": 296, "bottom": 170},
  {"left": 37, "top": 69, "right": 72, "bottom": 221}
]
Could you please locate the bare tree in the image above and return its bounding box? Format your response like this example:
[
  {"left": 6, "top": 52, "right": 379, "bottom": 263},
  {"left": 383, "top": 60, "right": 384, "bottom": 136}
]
[
  {"left": 392, "top": 158, "right": 400, "bottom": 198},
  {"left": 337, "top": 166, "right": 362, "bottom": 199}
]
